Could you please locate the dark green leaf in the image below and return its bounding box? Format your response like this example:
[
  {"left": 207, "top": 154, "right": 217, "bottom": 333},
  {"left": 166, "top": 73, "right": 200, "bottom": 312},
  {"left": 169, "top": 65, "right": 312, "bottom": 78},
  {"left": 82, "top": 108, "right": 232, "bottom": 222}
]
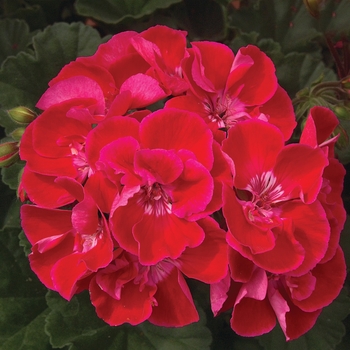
[
  {"left": 228, "top": 0, "right": 350, "bottom": 53},
  {"left": 1, "top": 162, "right": 24, "bottom": 190},
  {"left": 75, "top": 0, "right": 182, "bottom": 24},
  {"left": 46, "top": 291, "right": 212, "bottom": 350},
  {"left": 0, "top": 22, "right": 102, "bottom": 134},
  {"left": 172, "top": 0, "right": 227, "bottom": 41},
  {"left": 0, "top": 19, "right": 34, "bottom": 65},
  {"left": 0, "top": 226, "right": 50, "bottom": 349},
  {"left": 276, "top": 52, "right": 337, "bottom": 97},
  {"left": 258, "top": 288, "right": 350, "bottom": 350}
]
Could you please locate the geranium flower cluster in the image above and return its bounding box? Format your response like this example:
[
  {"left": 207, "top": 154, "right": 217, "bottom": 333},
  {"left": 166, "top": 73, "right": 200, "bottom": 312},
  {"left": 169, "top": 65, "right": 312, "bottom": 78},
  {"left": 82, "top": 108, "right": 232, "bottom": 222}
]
[{"left": 19, "top": 25, "right": 346, "bottom": 340}]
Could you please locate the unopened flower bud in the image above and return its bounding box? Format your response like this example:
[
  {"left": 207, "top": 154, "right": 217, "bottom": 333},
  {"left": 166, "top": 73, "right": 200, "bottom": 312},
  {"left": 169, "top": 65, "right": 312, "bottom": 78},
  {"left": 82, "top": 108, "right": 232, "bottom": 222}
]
[
  {"left": 303, "top": 0, "right": 325, "bottom": 18},
  {"left": 8, "top": 106, "right": 37, "bottom": 124},
  {"left": 11, "top": 127, "right": 26, "bottom": 141},
  {"left": 341, "top": 77, "right": 350, "bottom": 90},
  {"left": 334, "top": 106, "right": 350, "bottom": 120},
  {"left": 0, "top": 141, "right": 19, "bottom": 167}
]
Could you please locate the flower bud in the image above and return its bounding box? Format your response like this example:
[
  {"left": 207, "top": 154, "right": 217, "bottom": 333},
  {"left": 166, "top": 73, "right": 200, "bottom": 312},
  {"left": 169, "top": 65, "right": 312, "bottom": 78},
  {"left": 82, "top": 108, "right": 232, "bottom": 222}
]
[
  {"left": 341, "top": 77, "right": 350, "bottom": 90},
  {"left": 0, "top": 141, "right": 19, "bottom": 167},
  {"left": 7, "top": 106, "right": 37, "bottom": 124},
  {"left": 10, "top": 127, "right": 26, "bottom": 141},
  {"left": 303, "top": 0, "right": 325, "bottom": 18},
  {"left": 334, "top": 105, "right": 350, "bottom": 120}
]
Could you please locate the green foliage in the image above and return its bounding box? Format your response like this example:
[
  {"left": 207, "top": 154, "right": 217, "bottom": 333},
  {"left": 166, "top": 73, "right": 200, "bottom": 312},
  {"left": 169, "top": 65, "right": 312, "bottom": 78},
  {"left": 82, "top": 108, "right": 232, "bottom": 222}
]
[
  {"left": 45, "top": 291, "right": 212, "bottom": 350},
  {"left": 0, "top": 21, "right": 103, "bottom": 134},
  {"left": 258, "top": 288, "right": 350, "bottom": 350},
  {"left": 75, "top": 0, "right": 183, "bottom": 24},
  {"left": 228, "top": 0, "right": 350, "bottom": 53},
  {"left": 0, "top": 19, "right": 34, "bottom": 65}
]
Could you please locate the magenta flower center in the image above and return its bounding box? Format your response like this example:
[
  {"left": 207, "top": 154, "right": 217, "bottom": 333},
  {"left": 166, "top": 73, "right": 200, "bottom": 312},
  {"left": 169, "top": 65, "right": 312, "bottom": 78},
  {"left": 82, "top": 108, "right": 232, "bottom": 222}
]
[{"left": 137, "top": 182, "right": 172, "bottom": 216}]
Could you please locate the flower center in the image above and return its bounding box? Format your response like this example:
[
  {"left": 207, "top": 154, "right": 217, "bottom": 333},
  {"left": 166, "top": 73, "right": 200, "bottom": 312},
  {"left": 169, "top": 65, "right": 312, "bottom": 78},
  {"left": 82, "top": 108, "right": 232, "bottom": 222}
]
[
  {"left": 204, "top": 94, "right": 251, "bottom": 130},
  {"left": 138, "top": 182, "right": 172, "bottom": 216},
  {"left": 74, "top": 221, "right": 104, "bottom": 253},
  {"left": 70, "top": 141, "right": 93, "bottom": 183},
  {"left": 242, "top": 171, "right": 285, "bottom": 226}
]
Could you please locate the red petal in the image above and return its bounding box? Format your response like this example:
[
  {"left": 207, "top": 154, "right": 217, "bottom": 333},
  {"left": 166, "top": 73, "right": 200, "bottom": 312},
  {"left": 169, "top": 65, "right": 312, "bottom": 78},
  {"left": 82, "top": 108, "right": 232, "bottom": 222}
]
[
  {"left": 191, "top": 41, "right": 234, "bottom": 92},
  {"left": 134, "top": 213, "right": 204, "bottom": 265},
  {"left": 84, "top": 171, "right": 120, "bottom": 213},
  {"left": 51, "top": 253, "right": 88, "bottom": 300},
  {"left": 110, "top": 192, "right": 143, "bottom": 256},
  {"left": 21, "top": 205, "right": 72, "bottom": 245},
  {"left": 99, "top": 136, "right": 141, "bottom": 187},
  {"left": 231, "top": 296, "right": 276, "bottom": 337},
  {"left": 223, "top": 120, "right": 284, "bottom": 189},
  {"left": 177, "top": 217, "right": 228, "bottom": 283},
  {"left": 36, "top": 76, "right": 105, "bottom": 113},
  {"left": 149, "top": 268, "right": 199, "bottom": 326},
  {"left": 283, "top": 200, "right": 330, "bottom": 276},
  {"left": 230, "top": 45, "right": 277, "bottom": 105},
  {"left": 134, "top": 149, "right": 184, "bottom": 184},
  {"left": 171, "top": 158, "right": 213, "bottom": 218},
  {"left": 274, "top": 144, "right": 328, "bottom": 204},
  {"left": 293, "top": 247, "right": 346, "bottom": 312},
  {"left": 90, "top": 274, "right": 156, "bottom": 326},
  {"left": 120, "top": 74, "right": 167, "bottom": 109},
  {"left": 300, "top": 106, "right": 339, "bottom": 147},
  {"left": 228, "top": 248, "right": 255, "bottom": 283},
  {"left": 284, "top": 302, "right": 321, "bottom": 341},
  {"left": 223, "top": 186, "right": 276, "bottom": 253},
  {"left": 259, "top": 85, "right": 296, "bottom": 141},
  {"left": 85, "top": 115, "right": 139, "bottom": 168},
  {"left": 138, "top": 25, "right": 187, "bottom": 72},
  {"left": 21, "top": 168, "right": 74, "bottom": 208},
  {"left": 139, "top": 108, "right": 213, "bottom": 169},
  {"left": 49, "top": 59, "right": 116, "bottom": 98}
]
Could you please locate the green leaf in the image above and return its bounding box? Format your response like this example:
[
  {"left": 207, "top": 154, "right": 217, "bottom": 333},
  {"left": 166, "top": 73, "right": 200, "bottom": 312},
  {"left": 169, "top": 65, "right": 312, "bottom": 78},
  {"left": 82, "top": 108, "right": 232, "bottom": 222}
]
[
  {"left": 276, "top": 52, "right": 337, "bottom": 97},
  {"left": 0, "top": 226, "right": 50, "bottom": 349},
  {"left": 0, "top": 22, "right": 102, "bottom": 134},
  {"left": 75, "top": 0, "right": 182, "bottom": 24},
  {"left": 1, "top": 162, "right": 24, "bottom": 191},
  {"left": 0, "top": 19, "right": 34, "bottom": 65},
  {"left": 45, "top": 291, "right": 212, "bottom": 350},
  {"left": 258, "top": 288, "right": 350, "bottom": 350},
  {"left": 172, "top": 0, "right": 227, "bottom": 41},
  {"left": 228, "top": 0, "right": 350, "bottom": 53}
]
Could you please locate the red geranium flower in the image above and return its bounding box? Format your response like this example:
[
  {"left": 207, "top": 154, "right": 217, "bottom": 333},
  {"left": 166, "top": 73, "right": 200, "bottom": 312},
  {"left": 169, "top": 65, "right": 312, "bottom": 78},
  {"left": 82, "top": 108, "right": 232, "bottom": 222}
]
[
  {"left": 222, "top": 119, "right": 329, "bottom": 275},
  {"left": 20, "top": 178, "right": 114, "bottom": 300},
  {"left": 85, "top": 108, "right": 228, "bottom": 265},
  {"left": 90, "top": 217, "right": 228, "bottom": 327},
  {"left": 211, "top": 246, "right": 346, "bottom": 340},
  {"left": 166, "top": 43, "right": 296, "bottom": 142},
  {"left": 300, "top": 106, "right": 347, "bottom": 263}
]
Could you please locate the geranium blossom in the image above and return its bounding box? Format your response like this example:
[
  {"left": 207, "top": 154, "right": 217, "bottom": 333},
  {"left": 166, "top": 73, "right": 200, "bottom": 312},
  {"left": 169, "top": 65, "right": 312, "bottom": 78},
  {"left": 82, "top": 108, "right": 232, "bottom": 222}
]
[
  {"left": 85, "top": 108, "right": 229, "bottom": 264},
  {"left": 16, "top": 24, "right": 347, "bottom": 341},
  {"left": 211, "top": 246, "right": 346, "bottom": 340},
  {"left": 222, "top": 119, "right": 329, "bottom": 275},
  {"left": 20, "top": 178, "right": 113, "bottom": 300},
  {"left": 90, "top": 217, "right": 228, "bottom": 327},
  {"left": 300, "top": 106, "right": 347, "bottom": 263},
  {"left": 166, "top": 42, "right": 296, "bottom": 142}
]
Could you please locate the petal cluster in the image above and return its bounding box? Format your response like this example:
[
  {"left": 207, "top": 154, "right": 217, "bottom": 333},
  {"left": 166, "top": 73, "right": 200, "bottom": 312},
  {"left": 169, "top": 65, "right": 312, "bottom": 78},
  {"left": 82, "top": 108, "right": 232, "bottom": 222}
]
[{"left": 19, "top": 25, "right": 346, "bottom": 339}]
